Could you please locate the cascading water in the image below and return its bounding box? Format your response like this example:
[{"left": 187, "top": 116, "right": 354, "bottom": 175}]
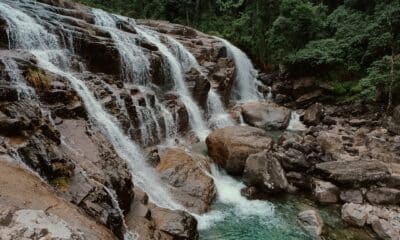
[
  {"left": 0, "top": 0, "right": 183, "bottom": 223},
  {"left": 164, "top": 35, "right": 201, "bottom": 72},
  {"left": 136, "top": 27, "right": 210, "bottom": 140},
  {"left": 287, "top": 111, "right": 307, "bottom": 131},
  {"left": 214, "top": 37, "right": 261, "bottom": 102},
  {"left": 92, "top": 9, "right": 178, "bottom": 144},
  {"left": 2, "top": 57, "right": 35, "bottom": 99},
  {"left": 207, "top": 89, "right": 234, "bottom": 128},
  {"left": 92, "top": 9, "right": 149, "bottom": 85},
  {"left": 165, "top": 35, "right": 234, "bottom": 130}
]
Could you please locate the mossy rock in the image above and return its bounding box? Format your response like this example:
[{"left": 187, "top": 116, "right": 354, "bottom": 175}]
[{"left": 24, "top": 68, "right": 51, "bottom": 90}]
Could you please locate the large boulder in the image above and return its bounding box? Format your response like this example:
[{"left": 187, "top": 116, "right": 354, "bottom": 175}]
[
  {"left": 366, "top": 188, "right": 400, "bottom": 205},
  {"left": 315, "top": 160, "right": 391, "bottom": 185},
  {"left": 340, "top": 189, "right": 364, "bottom": 204},
  {"left": 206, "top": 126, "right": 273, "bottom": 175},
  {"left": 157, "top": 147, "right": 215, "bottom": 213},
  {"left": 312, "top": 179, "right": 339, "bottom": 204},
  {"left": 241, "top": 102, "right": 291, "bottom": 130},
  {"left": 151, "top": 208, "right": 198, "bottom": 240},
  {"left": 243, "top": 150, "right": 288, "bottom": 193},
  {"left": 303, "top": 103, "right": 323, "bottom": 126},
  {"left": 298, "top": 210, "right": 324, "bottom": 238}
]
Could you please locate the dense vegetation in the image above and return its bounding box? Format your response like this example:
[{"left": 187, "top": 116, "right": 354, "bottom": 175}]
[{"left": 76, "top": 0, "right": 400, "bottom": 107}]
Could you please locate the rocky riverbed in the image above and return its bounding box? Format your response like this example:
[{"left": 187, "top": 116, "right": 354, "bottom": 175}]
[{"left": 0, "top": 0, "right": 400, "bottom": 239}]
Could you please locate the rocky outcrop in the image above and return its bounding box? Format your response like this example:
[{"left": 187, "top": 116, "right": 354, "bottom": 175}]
[
  {"left": 342, "top": 203, "right": 400, "bottom": 240},
  {"left": 0, "top": 161, "right": 115, "bottom": 239},
  {"left": 298, "top": 210, "right": 324, "bottom": 238},
  {"left": 315, "top": 160, "right": 390, "bottom": 185},
  {"left": 243, "top": 150, "right": 288, "bottom": 193},
  {"left": 241, "top": 102, "right": 291, "bottom": 130},
  {"left": 206, "top": 126, "right": 273, "bottom": 175},
  {"left": 156, "top": 147, "right": 215, "bottom": 213},
  {"left": 0, "top": 208, "right": 86, "bottom": 240}
]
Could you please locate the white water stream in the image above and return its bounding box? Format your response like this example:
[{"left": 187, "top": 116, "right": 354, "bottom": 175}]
[
  {"left": 214, "top": 37, "right": 261, "bottom": 102},
  {"left": 136, "top": 27, "right": 210, "bottom": 140}
]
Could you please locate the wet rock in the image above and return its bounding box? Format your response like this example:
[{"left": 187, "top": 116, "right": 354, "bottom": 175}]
[
  {"left": 366, "top": 188, "right": 400, "bottom": 205},
  {"left": 298, "top": 210, "right": 324, "bottom": 238},
  {"left": 17, "top": 135, "right": 75, "bottom": 180},
  {"left": 241, "top": 102, "right": 291, "bottom": 130},
  {"left": 243, "top": 150, "right": 288, "bottom": 193},
  {"left": 312, "top": 179, "right": 339, "bottom": 204},
  {"left": 303, "top": 103, "right": 323, "bottom": 126},
  {"left": 315, "top": 160, "right": 390, "bottom": 185},
  {"left": 151, "top": 208, "right": 198, "bottom": 240},
  {"left": 206, "top": 126, "right": 273, "bottom": 175},
  {"left": 157, "top": 147, "right": 215, "bottom": 213},
  {"left": 0, "top": 85, "right": 19, "bottom": 102},
  {"left": 340, "top": 189, "right": 364, "bottom": 204}
]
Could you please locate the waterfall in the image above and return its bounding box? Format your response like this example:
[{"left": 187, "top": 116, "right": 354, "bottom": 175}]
[
  {"left": 214, "top": 37, "right": 261, "bottom": 102},
  {"left": 0, "top": 0, "right": 183, "bottom": 218},
  {"left": 164, "top": 35, "right": 201, "bottom": 72},
  {"left": 136, "top": 27, "right": 210, "bottom": 140},
  {"left": 207, "top": 89, "right": 234, "bottom": 128},
  {"left": 92, "top": 9, "right": 149, "bottom": 85},
  {"left": 287, "top": 111, "right": 307, "bottom": 131},
  {"left": 266, "top": 86, "right": 273, "bottom": 103},
  {"left": 92, "top": 9, "right": 177, "bottom": 143},
  {"left": 2, "top": 58, "right": 35, "bottom": 99},
  {"left": 103, "top": 186, "right": 138, "bottom": 240}
]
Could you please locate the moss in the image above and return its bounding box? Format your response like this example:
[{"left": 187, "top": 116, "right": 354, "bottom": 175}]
[
  {"left": 49, "top": 177, "right": 69, "bottom": 192},
  {"left": 24, "top": 68, "right": 51, "bottom": 90}
]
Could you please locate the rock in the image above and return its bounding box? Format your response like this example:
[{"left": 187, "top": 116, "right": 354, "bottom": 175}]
[
  {"left": 241, "top": 102, "right": 291, "bottom": 130},
  {"left": 296, "top": 90, "right": 323, "bottom": 107},
  {"left": 243, "top": 150, "right": 288, "bottom": 193},
  {"left": 274, "top": 147, "right": 310, "bottom": 170},
  {"left": 151, "top": 208, "right": 198, "bottom": 240},
  {"left": 286, "top": 172, "right": 309, "bottom": 189},
  {"left": 371, "top": 218, "right": 399, "bottom": 240},
  {"left": 342, "top": 203, "right": 400, "bottom": 240},
  {"left": 340, "top": 189, "right": 363, "bottom": 204},
  {"left": 303, "top": 103, "right": 323, "bottom": 126},
  {"left": 298, "top": 210, "right": 324, "bottom": 238},
  {"left": 341, "top": 203, "right": 371, "bottom": 227},
  {"left": 206, "top": 126, "right": 273, "bottom": 175},
  {"left": 366, "top": 188, "right": 400, "bottom": 205},
  {"left": 157, "top": 147, "right": 215, "bottom": 213},
  {"left": 315, "top": 160, "right": 391, "bottom": 185},
  {"left": 312, "top": 179, "right": 339, "bottom": 204},
  {"left": 349, "top": 118, "right": 368, "bottom": 127},
  {"left": 0, "top": 209, "right": 86, "bottom": 240}
]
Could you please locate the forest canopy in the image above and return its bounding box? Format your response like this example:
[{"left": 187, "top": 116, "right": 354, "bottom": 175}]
[{"left": 75, "top": 0, "right": 400, "bottom": 105}]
